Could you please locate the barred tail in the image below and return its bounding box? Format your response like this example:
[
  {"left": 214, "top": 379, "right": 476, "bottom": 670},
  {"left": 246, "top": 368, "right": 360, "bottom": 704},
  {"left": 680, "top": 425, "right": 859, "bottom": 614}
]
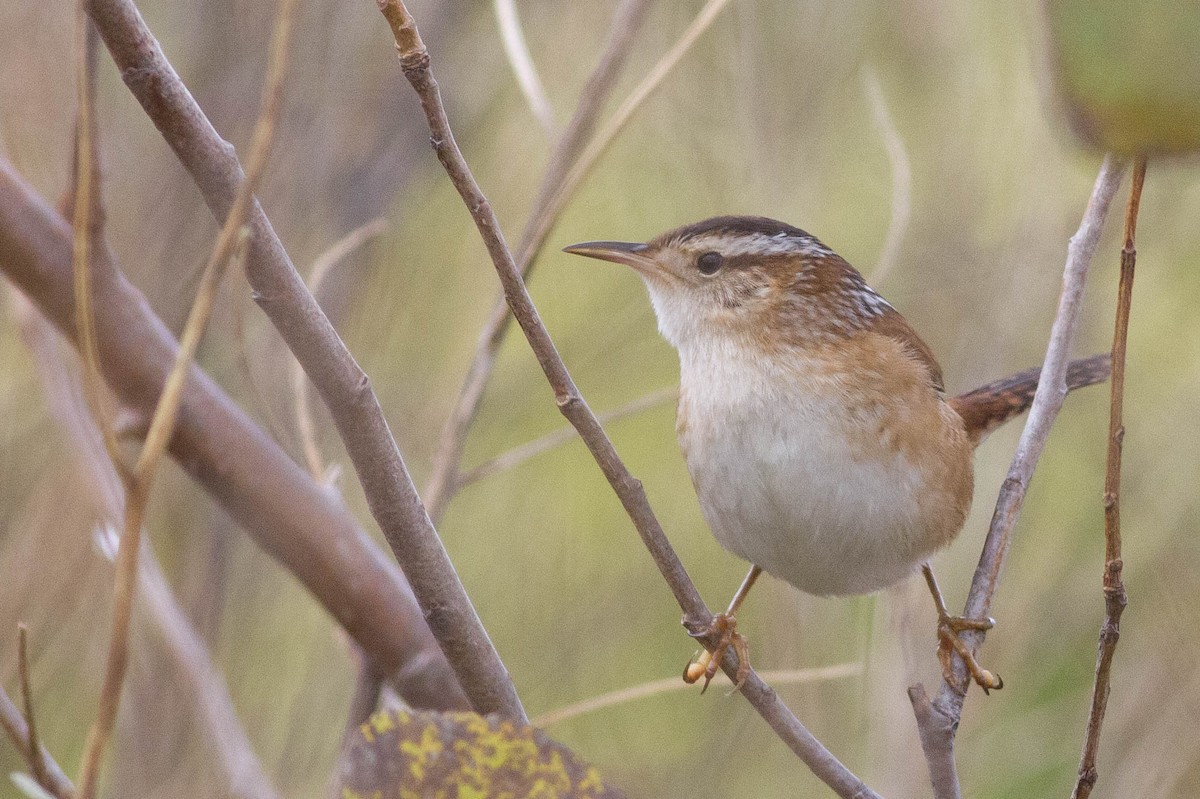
[{"left": 950, "top": 354, "right": 1111, "bottom": 446}]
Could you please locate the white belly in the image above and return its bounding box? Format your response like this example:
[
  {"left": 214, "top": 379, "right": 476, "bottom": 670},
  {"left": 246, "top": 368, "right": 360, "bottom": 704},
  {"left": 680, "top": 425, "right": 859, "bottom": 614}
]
[{"left": 677, "top": 343, "right": 949, "bottom": 597}]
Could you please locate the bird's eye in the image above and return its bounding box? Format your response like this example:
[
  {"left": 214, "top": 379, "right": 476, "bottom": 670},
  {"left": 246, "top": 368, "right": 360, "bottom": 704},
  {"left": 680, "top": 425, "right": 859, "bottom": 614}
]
[{"left": 697, "top": 251, "right": 723, "bottom": 275}]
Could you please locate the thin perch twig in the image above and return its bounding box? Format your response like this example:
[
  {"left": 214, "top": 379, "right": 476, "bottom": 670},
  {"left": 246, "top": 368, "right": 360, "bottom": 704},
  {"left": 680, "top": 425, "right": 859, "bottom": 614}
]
[
  {"left": 911, "top": 155, "right": 1128, "bottom": 799},
  {"left": 75, "top": 1, "right": 298, "bottom": 795},
  {"left": 376, "top": 5, "right": 881, "bottom": 797},
  {"left": 1071, "top": 156, "right": 1145, "bottom": 799}
]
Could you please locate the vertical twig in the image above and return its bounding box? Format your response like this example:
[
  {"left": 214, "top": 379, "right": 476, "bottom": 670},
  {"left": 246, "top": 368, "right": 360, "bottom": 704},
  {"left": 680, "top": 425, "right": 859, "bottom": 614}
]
[
  {"left": 375, "top": 5, "right": 882, "bottom": 797},
  {"left": 1071, "top": 157, "right": 1145, "bottom": 799},
  {"left": 71, "top": 6, "right": 127, "bottom": 484},
  {"left": 74, "top": 2, "right": 299, "bottom": 796},
  {"left": 911, "top": 155, "right": 1128, "bottom": 799}
]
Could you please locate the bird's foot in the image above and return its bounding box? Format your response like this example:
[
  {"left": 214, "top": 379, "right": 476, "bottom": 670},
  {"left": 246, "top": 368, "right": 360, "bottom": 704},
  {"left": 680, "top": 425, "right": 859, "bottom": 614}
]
[
  {"left": 683, "top": 612, "right": 750, "bottom": 693},
  {"left": 935, "top": 613, "right": 1003, "bottom": 695}
]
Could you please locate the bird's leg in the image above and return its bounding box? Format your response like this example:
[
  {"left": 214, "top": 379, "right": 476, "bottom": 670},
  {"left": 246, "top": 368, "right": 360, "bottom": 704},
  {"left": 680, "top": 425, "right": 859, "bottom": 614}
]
[
  {"left": 684, "top": 565, "right": 761, "bottom": 692},
  {"left": 922, "top": 563, "right": 1003, "bottom": 694}
]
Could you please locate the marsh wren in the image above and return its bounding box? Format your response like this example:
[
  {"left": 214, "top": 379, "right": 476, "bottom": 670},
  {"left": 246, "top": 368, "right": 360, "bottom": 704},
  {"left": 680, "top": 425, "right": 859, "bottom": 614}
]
[{"left": 566, "top": 216, "right": 1108, "bottom": 693}]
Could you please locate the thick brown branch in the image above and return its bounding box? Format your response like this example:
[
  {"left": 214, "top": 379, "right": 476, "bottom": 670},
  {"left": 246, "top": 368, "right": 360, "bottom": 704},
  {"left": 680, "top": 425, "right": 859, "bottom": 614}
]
[
  {"left": 1071, "top": 156, "right": 1145, "bottom": 799},
  {"left": 82, "top": 0, "right": 523, "bottom": 721},
  {"left": 0, "top": 158, "right": 465, "bottom": 713},
  {"left": 377, "top": 4, "right": 881, "bottom": 797}
]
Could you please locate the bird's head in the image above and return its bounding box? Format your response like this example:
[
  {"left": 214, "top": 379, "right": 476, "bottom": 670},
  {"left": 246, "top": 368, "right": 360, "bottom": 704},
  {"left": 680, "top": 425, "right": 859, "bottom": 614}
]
[{"left": 564, "top": 215, "right": 894, "bottom": 352}]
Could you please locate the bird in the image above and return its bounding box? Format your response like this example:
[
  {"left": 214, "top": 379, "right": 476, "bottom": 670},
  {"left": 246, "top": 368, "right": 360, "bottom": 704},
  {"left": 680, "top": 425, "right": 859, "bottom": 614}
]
[{"left": 564, "top": 215, "right": 1108, "bottom": 694}]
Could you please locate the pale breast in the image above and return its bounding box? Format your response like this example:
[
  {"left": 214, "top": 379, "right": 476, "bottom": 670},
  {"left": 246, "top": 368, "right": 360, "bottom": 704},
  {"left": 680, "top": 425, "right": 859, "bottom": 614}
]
[{"left": 676, "top": 333, "right": 973, "bottom": 597}]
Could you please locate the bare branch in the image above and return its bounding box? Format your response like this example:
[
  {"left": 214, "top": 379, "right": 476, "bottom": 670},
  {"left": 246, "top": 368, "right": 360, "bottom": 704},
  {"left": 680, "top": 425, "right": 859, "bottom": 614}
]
[
  {"left": 423, "top": 0, "right": 653, "bottom": 520},
  {"left": 494, "top": 0, "right": 555, "bottom": 138},
  {"left": 1071, "top": 156, "right": 1145, "bottom": 799},
  {"left": 912, "top": 155, "right": 1128, "bottom": 797},
  {"left": 83, "top": 0, "right": 522, "bottom": 721},
  {"left": 861, "top": 66, "right": 912, "bottom": 286},
  {"left": 377, "top": 5, "right": 881, "bottom": 797},
  {"left": 457, "top": 386, "right": 676, "bottom": 489},
  {"left": 0, "top": 687, "right": 74, "bottom": 799},
  {"left": 76, "top": 1, "right": 299, "bottom": 795},
  {"left": 292, "top": 218, "right": 388, "bottom": 482},
  {"left": 534, "top": 662, "right": 862, "bottom": 728}
]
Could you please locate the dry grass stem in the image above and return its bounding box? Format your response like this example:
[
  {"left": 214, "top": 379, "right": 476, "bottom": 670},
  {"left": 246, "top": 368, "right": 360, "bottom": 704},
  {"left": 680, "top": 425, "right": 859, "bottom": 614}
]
[
  {"left": 494, "top": 0, "right": 555, "bottom": 138},
  {"left": 533, "top": 662, "right": 863, "bottom": 728},
  {"left": 70, "top": 11, "right": 126, "bottom": 484},
  {"left": 378, "top": 4, "right": 881, "bottom": 796},
  {"left": 292, "top": 217, "right": 388, "bottom": 481},
  {"left": 911, "top": 155, "right": 1128, "bottom": 799},
  {"left": 423, "top": 0, "right": 653, "bottom": 520},
  {"left": 16, "top": 624, "right": 47, "bottom": 787},
  {"left": 75, "top": 1, "right": 298, "bottom": 795},
  {"left": 862, "top": 66, "right": 912, "bottom": 286},
  {"left": 15, "top": 295, "right": 280, "bottom": 799},
  {"left": 1071, "top": 156, "right": 1145, "bottom": 799},
  {"left": 457, "top": 386, "right": 676, "bottom": 489}
]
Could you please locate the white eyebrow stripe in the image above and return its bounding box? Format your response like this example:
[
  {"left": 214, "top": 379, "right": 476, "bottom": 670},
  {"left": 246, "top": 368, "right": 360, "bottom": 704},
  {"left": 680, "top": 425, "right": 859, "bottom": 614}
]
[{"left": 683, "top": 232, "right": 834, "bottom": 258}]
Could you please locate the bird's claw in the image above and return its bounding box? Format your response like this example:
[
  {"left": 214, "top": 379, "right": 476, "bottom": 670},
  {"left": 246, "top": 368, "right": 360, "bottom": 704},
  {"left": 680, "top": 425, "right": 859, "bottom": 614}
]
[
  {"left": 936, "top": 614, "right": 1003, "bottom": 694},
  {"left": 683, "top": 612, "right": 750, "bottom": 693}
]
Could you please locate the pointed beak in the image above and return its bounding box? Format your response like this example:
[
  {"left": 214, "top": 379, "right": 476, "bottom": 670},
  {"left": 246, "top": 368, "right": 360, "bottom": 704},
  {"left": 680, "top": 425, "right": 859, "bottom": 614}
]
[{"left": 562, "top": 240, "right": 655, "bottom": 274}]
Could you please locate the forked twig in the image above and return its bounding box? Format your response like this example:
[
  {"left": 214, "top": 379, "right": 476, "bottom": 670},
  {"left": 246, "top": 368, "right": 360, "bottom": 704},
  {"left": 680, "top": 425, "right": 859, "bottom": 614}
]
[
  {"left": 75, "top": 1, "right": 298, "bottom": 795},
  {"left": 0, "top": 687, "right": 74, "bottom": 799},
  {"left": 376, "top": 5, "right": 881, "bottom": 797},
  {"left": 494, "top": 0, "right": 555, "bottom": 137},
  {"left": 911, "top": 156, "right": 1128, "bottom": 799},
  {"left": 1071, "top": 157, "right": 1145, "bottom": 799}
]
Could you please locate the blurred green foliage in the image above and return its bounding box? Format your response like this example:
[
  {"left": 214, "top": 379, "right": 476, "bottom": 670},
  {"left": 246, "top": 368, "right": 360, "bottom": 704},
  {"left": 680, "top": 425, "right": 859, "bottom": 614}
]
[
  {"left": 2, "top": 1, "right": 1200, "bottom": 798},
  {"left": 1045, "top": 0, "right": 1200, "bottom": 154}
]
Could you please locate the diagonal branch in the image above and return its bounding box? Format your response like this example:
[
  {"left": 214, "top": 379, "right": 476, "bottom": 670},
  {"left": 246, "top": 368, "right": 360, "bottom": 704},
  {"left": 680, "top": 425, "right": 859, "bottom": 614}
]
[
  {"left": 0, "top": 686, "right": 74, "bottom": 799},
  {"left": 493, "top": 0, "right": 555, "bottom": 138},
  {"left": 911, "top": 155, "right": 1128, "bottom": 799},
  {"left": 76, "top": 1, "right": 298, "bottom": 795},
  {"left": 423, "top": 0, "right": 653, "bottom": 520},
  {"left": 83, "top": 0, "right": 524, "bottom": 722},
  {"left": 1071, "top": 156, "right": 1145, "bottom": 799},
  {"left": 376, "top": 5, "right": 881, "bottom": 797}
]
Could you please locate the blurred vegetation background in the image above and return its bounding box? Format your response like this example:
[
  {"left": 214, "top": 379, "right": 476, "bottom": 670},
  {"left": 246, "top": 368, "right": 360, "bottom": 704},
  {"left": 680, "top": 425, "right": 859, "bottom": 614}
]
[{"left": 2, "top": 1, "right": 1199, "bottom": 797}]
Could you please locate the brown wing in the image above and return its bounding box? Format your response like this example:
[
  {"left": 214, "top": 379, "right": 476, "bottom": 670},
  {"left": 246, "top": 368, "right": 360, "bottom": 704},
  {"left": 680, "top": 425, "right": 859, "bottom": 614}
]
[{"left": 868, "top": 307, "right": 946, "bottom": 394}]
